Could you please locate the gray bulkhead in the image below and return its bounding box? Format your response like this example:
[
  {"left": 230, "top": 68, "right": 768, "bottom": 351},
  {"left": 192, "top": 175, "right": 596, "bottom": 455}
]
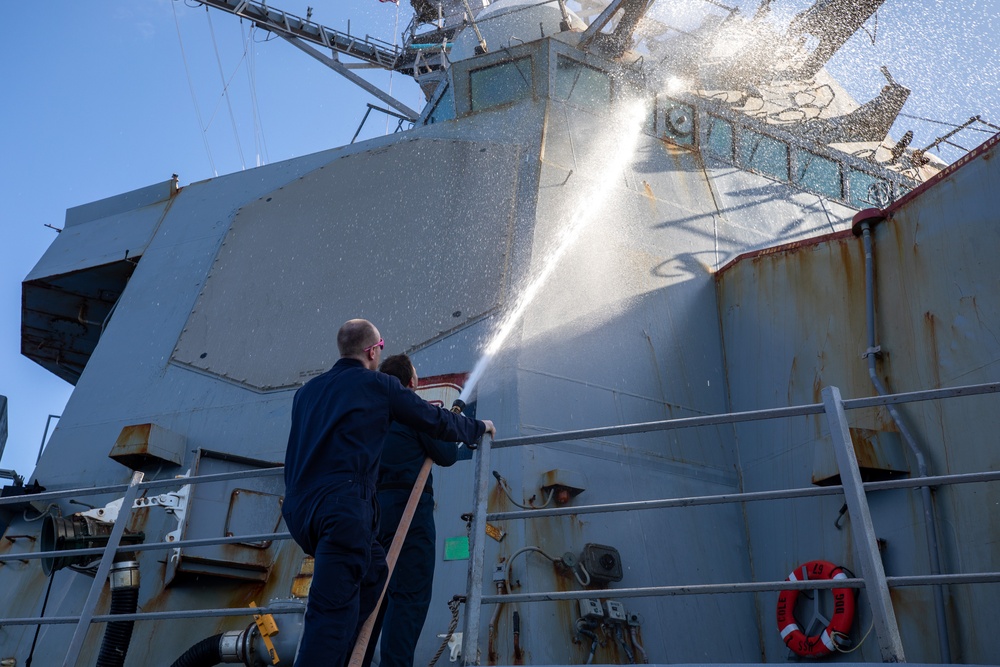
[{"left": 718, "top": 137, "right": 1000, "bottom": 664}]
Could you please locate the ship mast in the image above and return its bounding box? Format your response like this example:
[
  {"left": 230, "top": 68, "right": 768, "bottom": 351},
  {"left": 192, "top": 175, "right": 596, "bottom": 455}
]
[{"left": 195, "top": 0, "right": 451, "bottom": 120}]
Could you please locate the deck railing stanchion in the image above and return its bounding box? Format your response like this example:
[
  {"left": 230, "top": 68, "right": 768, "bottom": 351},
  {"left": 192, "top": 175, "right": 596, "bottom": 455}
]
[
  {"left": 461, "top": 435, "right": 492, "bottom": 666},
  {"left": 62, "top": 471, "right": 145, "bottom": 667},
  {"left": 822, "top": 385, "right": 905, "bottom": 662}
]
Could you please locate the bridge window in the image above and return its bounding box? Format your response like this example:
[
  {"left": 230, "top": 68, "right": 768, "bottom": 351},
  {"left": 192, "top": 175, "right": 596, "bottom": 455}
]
[
  {"left": 427, "top": 84, "right": 455, "bottom": 124},
  {"left": 554, "top": 57, "right": 610, "bottom": 110},
  {"left": 794, "top": 149, "right": 842, "bottom": 199},
  {"left": 848, "top": 168, "right": 892, "bottom": 208},
  {"left": 738, "top": 129, "right": 790, "bottom": 181},
  {"left": 705, "top": 116, "right": 734, "bottom": 159},
  {"left": 470, "top": 57, "right": 533, "bottom": 112}
]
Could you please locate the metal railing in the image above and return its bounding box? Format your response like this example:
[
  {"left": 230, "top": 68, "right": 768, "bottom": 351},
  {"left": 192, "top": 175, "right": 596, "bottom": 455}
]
[
  {"left": 460, "top": 381, "right": 1000, "bottom": 665},
  {"left": 2, "top": 381, "right": 999, "bottom": 665},
  {"left": 0, "top": 466, "right": 298, "bottom": 667}
]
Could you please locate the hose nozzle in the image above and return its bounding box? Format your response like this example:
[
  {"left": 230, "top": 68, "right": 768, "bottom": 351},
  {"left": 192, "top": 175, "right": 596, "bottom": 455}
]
[{"left": 451, "top": 399, "right": 466, "bottom": 414}]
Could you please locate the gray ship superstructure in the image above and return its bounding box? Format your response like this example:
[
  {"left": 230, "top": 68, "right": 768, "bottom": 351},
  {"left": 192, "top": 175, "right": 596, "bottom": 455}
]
[{"left": 2, "top": 0, "right": 999, "bottom": 665}]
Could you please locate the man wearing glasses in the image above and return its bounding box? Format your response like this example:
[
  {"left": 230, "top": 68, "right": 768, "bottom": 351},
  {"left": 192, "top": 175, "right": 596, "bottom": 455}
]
[{"left": 282, "top": 319, "right": 495, "bottom": 667}]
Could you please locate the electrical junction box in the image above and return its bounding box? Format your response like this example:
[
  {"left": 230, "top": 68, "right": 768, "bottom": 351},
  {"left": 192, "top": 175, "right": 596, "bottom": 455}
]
[
  {"left": 605, "top": 600, "right": 627, "bottom": 622},
  {"left": 579, "top": 598, "right": 604, "bottom": 620},
  {"left": 581, "top": 543, "right": 623, "bottom": 584}
]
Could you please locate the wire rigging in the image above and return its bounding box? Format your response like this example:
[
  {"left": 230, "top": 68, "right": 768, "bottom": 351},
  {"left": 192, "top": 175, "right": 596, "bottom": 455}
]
[
  {"left": 172, "top": 0, "right": 218, "bottom": 176},
  {"left": 243, "top": 24, "right": 270, "bottom": 166},
  {"left": 206, "top": 6, "right": 247, "bottom": 170},
  {"left": 386, "top": 1, "right": 403, "bottom": 135},
  {"left": 898, "top": 111, "right": 998, "bottom": 133}
]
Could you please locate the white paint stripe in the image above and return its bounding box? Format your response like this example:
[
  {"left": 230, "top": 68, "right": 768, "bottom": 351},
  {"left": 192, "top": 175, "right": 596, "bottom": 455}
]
[
  {"left": 833, "top": 571, "right": 847, "bottom": 580},
  {"left": 822, "top": 629, "right": 836, "bottom": 651},
  {"left": 780, "top": 623, "right": 800, "bottom": 640},
  {"left": 788, "top": 571, "right": 798, "bottom": 582}
]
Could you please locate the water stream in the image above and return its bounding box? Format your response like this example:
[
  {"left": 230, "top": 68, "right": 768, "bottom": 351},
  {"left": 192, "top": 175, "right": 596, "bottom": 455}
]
[{"left": 459, "top": 99, "right": 651, "bottom": 403}]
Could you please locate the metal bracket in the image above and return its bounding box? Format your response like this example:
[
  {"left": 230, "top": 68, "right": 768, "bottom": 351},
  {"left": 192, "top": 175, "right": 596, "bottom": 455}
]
[
  {"left": 862, "top": 345, "right": 882, "bottom": 359},
  {"left": 80, "top": 498, "right": 125, "bottom": 524},
  {"left": 435, "top": 632, "right": 462, "bottom": 662},
  {"left": 133, "top": 474, "right": 191, "bottom": 563}
]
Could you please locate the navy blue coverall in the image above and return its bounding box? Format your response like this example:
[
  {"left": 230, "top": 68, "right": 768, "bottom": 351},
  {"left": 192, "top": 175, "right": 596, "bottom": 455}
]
[
  {"left": 282, "top": 358, "right": 484, "bottom": 667},
  {"left": 375, "top": 424, "right": 459, "bottom": 667}
]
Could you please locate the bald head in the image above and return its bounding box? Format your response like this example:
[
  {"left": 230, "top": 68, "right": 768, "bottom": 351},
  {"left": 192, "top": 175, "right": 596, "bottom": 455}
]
[{"left": 338, "top": 319, "right": 381, "bottom": 358}]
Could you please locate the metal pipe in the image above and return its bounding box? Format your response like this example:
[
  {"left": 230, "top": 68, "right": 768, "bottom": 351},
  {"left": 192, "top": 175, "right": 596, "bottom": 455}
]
[
  {"left": 823, "top": 386, "right": 904, "bottom": 661},
  {"left": 37, "top": 414, "right": 61, "bottom": 464},
  {"left": 460, "top": 0, "right": 488, "bottom": 54},
  {"left": 490, "top": 381, "right": 1000, "bottom": 449},
  {"left": 5, "top": 470, "right": 995, "bottom": 565},
  {"left": 511, "top": 610, "right": 522, "bottom": 662},
  {"left": 0, "top": 531, "right": 291, "bottom": 563},
  {"left": 62, "top": 471, "right": 145, "bottom": 667},
  {"left": 487, "top": 469, "right": 1000, "bottom": 522},
  {"left": 7, "top": 571, "right": 1000, "bottom": 628},
  {"left": 487, "top": 581, "right": 506, "bottom": 663},
  {"left": 0, "top": 466, "right": 284, "bottom": 508},
  {"left": 629, "top": 626, "right": 648, "bottom": 664},
  {"left": 859, "top": 211, "right": 950, "bottom": 662},
  {"left": 0, "top": 604, "right": 305, "bottom": 627},
  {"left": 462, "top": 434, "right": 493, "bottom": 665}
]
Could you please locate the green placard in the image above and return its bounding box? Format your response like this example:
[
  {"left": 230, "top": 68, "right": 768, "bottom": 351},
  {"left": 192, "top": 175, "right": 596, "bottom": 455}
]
[{"left": 443, "top": 536, "right": 470, "bottom": 561}]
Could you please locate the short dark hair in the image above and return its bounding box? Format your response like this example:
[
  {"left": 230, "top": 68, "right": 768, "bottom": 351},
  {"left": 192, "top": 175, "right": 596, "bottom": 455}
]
[
  {"left": 380, "top": 354, "right": 415, "bottom": 387},
  {"left": 337, "top": 319, "right": 378, "bottom": 357}
]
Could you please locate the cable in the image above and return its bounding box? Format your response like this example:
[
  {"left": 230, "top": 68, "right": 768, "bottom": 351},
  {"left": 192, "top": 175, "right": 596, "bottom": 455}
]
[
  {"left": 614, "top": 624, "right": 635, "bottom": 664},
  {"left": 492, "top": 471, "right": 555, "bottom": 509},
  {"left": 574, "top": 562, "right": 592, "bottom": 587},
  {"left": 503, "top": 546, "right": 559, "bottom": 587},
  {"left": 897, "top": 111, "right": 997, "bottom": 132},
  {"left": 205, "top": 6, "right": 247, "bottom": 170},
  {"left": 386, "top": 0, "right": 402, "bottom": 135},
  {"left": 243, "top": 24, "right": 270, "bottom": 166},
  {"left": 172, "top": 0, "right": 218, "bottom": 176},
  {"left": 25, "top": 571, "right": 57, "bottom": 666},
  {"left": 575, "top": 618, "right": 600, "bottom": 664},
  {"left": 833, "top": 618, "right": 875, "bottom": 653},
  {"left": 23, "top": 504, "right": 58, "bottom": 522}
]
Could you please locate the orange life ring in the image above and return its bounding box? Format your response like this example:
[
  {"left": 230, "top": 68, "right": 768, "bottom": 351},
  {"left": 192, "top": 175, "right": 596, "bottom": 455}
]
[{"left": 776, "top": 560, "right": 856, "bottom": 658}]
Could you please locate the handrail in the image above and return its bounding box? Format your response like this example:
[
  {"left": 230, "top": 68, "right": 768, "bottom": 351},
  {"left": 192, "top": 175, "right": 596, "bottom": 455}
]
[
  {"left": 486, "top": 469, "right": 1000, "bottom": 521},
  {"left": 460, "top": 381, "right": 1000, "bottom": 665},
  {"left": 491, "top": 381, "right": 1000, "bottom": 448},
  {"left": 2, "top": 381, "right": 998, "bottom": 664},
  {"left": 0, "top": 604, "right": 304, "bottom": 627},
  {"left": 0, "top": 532, "right": 292, "bottom": 564},
  {"left": 479, "top": 572, "right": 1000, "bottom": 606},
  {"left": 0, "top": 465, "right": 285, "bottom": 667},
  {"left": 0, "top": 466, "right": 283, "bottom": 508}
]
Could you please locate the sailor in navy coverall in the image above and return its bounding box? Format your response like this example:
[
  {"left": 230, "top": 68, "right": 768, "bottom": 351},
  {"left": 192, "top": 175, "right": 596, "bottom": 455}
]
[
  {"left": 375, "top": 354, "right": 461, "bottom": 667},
  {"left": 282, "top": 320, "right": 494, "bottom": 667}
]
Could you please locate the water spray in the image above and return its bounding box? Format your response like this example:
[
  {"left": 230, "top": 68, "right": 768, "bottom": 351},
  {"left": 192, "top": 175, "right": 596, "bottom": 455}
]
[{"left": 459, "top": 99, "right": 651, "bottom": 403}]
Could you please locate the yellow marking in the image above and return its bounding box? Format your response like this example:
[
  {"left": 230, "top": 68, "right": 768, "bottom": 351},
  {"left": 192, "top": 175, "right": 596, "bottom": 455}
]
[{"left": 250, "top": 601, "right": 281, "bottom": 664}]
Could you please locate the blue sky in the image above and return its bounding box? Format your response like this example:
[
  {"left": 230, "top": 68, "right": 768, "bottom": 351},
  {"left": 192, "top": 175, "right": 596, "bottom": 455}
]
[{"left": 1, "top": 0, "right": 998, "bottom": 480}]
